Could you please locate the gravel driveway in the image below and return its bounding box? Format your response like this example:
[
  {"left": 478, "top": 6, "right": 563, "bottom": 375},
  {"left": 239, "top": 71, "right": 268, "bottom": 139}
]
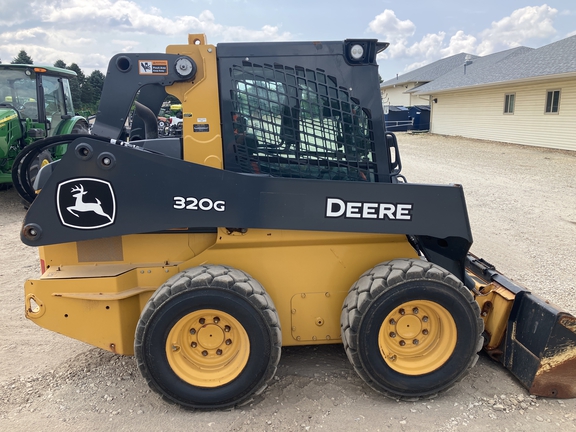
[{"left": 1, "top": 132, "right": 575, "bottom": 431}]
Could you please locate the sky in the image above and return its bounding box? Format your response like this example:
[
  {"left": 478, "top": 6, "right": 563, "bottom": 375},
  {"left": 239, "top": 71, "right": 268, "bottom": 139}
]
[{"left": 1, "top": 1, "right": 575, "bottom": 80}]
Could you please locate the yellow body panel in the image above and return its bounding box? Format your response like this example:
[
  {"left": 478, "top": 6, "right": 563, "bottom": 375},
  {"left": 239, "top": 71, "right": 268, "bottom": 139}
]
[
  {"left": 165, "top": 34, "right": 223, "bottom": 167},
  {"left": 26, "top": 229, "right": 419, "bottom": 354}
]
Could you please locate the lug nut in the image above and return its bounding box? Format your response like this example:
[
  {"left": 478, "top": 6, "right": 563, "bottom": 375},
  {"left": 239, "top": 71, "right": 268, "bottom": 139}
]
[
  {"left": 422, "top": 316, "right": 429, "bottom": 322},
  {"left": 422, "top": 329, "right": 429, "bottom": 335},
  {"left": 389, "top": 332, "right": 396, "bottom": 338},
  {"left": 191, "top": 342, "right": 197, "bottom": 348},
  {"left": 399, "top": 308, "right": 405, "bottom": 315},
  {"left": 224, "top": 325, "right": 231, "bottom": 332},
  {"left": 412, "top": 307, "right": 419, "bottom": 314},
  {"left": 214, "top": 317, "right": 220, "bottom": 324},
  {"left": 202, "top": 350, "right": 208, "bottom": 356},
  {"left": 399, "top": 340, "right": 406, "bottom": 346},
  {"left": 216, "top": 349, "right": 222, "bottom": 355},
  {"left": 199, "top": 318, "right": 205, "bottom": 325},
  {"left": 389, "top": 319, "right": 396, "bottom": 325},
  {"left": 413, "top": 339, "right": 419, "bottom": 345},
  {"left": 225, "top": 339, "right": 232, "bottom": 345},
  {"left": 189, "top": 328, "right": 196, "bottom": 335}
]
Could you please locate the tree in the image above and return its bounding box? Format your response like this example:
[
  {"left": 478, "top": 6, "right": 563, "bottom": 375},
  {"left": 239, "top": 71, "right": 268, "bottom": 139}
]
[
  {"left": 54, "top": 59, "right": 67, "bottom": 69},
  {"left": 11, "top": 50, "right": 33, "bottom": 65},
  {"left": 66, "top": 63, "right": 85, "bottom": 110},
  {"left": 378, "top": 74, "right": 383, "bottom": 84},
  {"left": 87, "top": 70, "right": 105, "bottom": 95}
]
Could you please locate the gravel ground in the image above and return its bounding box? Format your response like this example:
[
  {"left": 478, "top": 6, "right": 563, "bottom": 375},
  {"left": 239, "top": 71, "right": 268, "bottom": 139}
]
[{"left": 1, "top": 132, "right": 575, "bottom": 431}]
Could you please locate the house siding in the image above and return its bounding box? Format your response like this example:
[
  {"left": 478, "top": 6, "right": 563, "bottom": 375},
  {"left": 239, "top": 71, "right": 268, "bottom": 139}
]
[
  {"left": 429, "top": 77, "right": 576, "bottom": 151},
  {"left": 381, "top": 82, "right": 418, "bottom": 107}
]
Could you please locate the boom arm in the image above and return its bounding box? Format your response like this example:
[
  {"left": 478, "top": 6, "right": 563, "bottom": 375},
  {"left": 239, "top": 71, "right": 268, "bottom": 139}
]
[{"left": 21, "top": 137, "right": 473, "bottom": 282}]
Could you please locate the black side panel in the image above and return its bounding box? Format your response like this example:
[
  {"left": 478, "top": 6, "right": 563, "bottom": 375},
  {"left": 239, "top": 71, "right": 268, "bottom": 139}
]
[
  {"left": 22, "top": 138, "right": 472, "bottom": 280},
  {"left": 216, "top": 40, "right": 391, "bottom": 182}
]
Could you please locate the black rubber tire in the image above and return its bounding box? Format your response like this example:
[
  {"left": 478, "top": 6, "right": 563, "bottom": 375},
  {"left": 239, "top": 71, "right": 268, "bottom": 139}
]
[
  {"left": 71, "top": 120, "right": 90, "bottom": 134},
  {"left": 11, "top": 133, "right": 94, "bottom": 203},
  {"left": 27, "top": 150, "right": 52, "bottom": 191},
  {"left": 341, "top": 258, "right": 483, "bottom": 398},
  {"left": 134, "top": 265, "right": 282, "bottom": 409}
]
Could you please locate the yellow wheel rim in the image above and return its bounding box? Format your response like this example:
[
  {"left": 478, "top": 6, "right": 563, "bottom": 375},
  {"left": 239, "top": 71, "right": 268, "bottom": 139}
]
[
  {"left": 166, "top": 309, "right": 250, "bottom": 387},
  {"left": 378, "top": 300, "right": 457, "bottom": 375},
  {"left": 40, "top": 158, "right": 50, "bottom": 168}
]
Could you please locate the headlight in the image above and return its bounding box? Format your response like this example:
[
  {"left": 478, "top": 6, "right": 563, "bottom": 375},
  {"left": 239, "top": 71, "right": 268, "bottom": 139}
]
[{"left": 350, "top": 45, "right": 364, "bottom": 60}]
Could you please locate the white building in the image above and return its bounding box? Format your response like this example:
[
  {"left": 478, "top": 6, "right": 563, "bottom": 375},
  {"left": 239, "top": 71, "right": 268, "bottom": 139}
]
[
  {"left": 410, "top": 36, "right": 576, "bottom": 152},
  {"left": 380, "top": 53, "right": 477, "bottom": 107}
]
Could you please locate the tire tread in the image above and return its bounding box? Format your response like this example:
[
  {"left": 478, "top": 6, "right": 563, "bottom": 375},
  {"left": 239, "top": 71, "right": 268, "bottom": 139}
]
[
  {"left": 134, "top": 264, "right": 281, "bottom": 409},
  {"left": 341, "top": 259, "right": 483, "bottom": 400}
]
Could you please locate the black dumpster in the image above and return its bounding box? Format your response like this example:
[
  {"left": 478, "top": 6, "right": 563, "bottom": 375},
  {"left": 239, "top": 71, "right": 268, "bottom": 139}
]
[
  {"left": 384, "top": 105, "right": 411, "bottom": 131},
  {"left": 409, "top": 105, "right": 430, "bottom": 131}
]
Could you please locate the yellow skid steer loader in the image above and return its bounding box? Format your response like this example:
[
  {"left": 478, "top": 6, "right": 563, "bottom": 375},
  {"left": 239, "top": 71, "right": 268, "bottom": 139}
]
[{"left": 15, "top": 35, "right": 576, "bottom": 409}]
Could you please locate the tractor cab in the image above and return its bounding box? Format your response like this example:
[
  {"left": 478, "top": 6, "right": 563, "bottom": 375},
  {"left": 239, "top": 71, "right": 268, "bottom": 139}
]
[
  {"left": 0, "top": 64, "right": 77, "bottom": 139},
  {"left": 0, "top": 64, "right": 89, "bottom": 185}
]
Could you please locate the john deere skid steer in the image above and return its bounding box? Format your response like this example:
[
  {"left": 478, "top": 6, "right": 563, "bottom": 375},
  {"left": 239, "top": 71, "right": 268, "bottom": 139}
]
[{"left": 16, "top": 35, "right": 576, "bottom": 409}]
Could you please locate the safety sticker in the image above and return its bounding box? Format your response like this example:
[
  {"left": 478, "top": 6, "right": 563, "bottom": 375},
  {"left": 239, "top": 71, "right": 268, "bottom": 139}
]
[
  {"left": 193, "top": 124, "right": 210, "bottom": 132},
  {"left": 138, "top": 60, "right": 168, "bottom": 75}
]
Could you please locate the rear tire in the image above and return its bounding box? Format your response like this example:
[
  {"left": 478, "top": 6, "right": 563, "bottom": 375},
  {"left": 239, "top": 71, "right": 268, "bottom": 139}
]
[
  {"left": 341, "top": 259, "right": 483, "bottom": 398},
  {"left": 71, "top": 120, "right": 90, "bottom": 134},
  {"left": 135, "top": 265, "right": 281, "bottom": 409},
  {"left": 27, "top": 150, "right": 52, "bottom": 190}
]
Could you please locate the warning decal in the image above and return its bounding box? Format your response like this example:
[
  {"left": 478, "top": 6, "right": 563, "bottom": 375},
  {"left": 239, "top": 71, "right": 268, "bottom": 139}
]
[{"left": 138, "top": 60, "right": 169, "bottom": 75}]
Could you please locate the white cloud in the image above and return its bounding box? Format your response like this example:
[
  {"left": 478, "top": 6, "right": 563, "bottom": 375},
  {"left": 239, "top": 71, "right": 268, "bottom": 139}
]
[
  {"left": 34, "top": 0, "right": 291, "bottom": 41},
  {"left": 368, "top": 9, "right": 415, "bottom": 41},
  {"left": 440, "top": 31, "right": 477, "bottom": 57},
  {"left": 0, "top": 0, "right": 292, "bottom": 71},
  {"left": 370, "top": 5, "right": 560, "bottom": 74},
  {"left": 476, "top": 5, "right": 557, "bottom": 55}
]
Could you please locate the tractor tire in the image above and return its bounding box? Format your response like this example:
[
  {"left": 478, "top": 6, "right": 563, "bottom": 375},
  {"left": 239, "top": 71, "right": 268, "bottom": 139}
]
[
  {"left": 27, "top": 150, "right": 52, "bottom": 190},
  {"left": 341, "top": 258, "right": 483, "bottom": 399},
  {"left": 134, "top": 265, "right": 282, "bottom": 409},
  {"left": 71, "top": 120, "right": 90, "bottom": 134}
]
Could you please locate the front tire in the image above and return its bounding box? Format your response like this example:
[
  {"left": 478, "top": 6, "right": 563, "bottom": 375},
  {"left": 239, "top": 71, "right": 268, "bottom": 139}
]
[
  {"left": 135, "top": 265, "right": 281, "bottom": 409},
  {"left": 341, "top": 259, "right": 483, "bottom": 398}
]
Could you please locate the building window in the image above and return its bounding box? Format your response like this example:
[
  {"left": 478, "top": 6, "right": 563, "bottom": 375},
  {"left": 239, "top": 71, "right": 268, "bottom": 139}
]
[
  {"left": 504, "top": 93, "right": 515, "bottom": 114},
  {"left": 545, "top": 90, "right": 560, "bottom": 114}
]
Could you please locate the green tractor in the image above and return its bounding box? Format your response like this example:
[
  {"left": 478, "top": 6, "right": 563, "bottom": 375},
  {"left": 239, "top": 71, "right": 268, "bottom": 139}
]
[{"left": 0, "top": 64, "right": 89, "bottom": 189}]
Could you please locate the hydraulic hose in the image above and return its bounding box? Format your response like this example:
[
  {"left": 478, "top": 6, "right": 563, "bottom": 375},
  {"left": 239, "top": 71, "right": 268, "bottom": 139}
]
[{"left": 11, "top": 134, "right": 103, "bottom": 204}]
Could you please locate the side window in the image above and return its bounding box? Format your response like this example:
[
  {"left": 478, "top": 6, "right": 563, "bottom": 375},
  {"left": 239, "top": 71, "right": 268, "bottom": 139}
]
[
  {"left": 61, "top": 79, "right": 75, "bottom": 115},
  {"left": 42, "top": 76, "right": 66, "bottom": 115},
  {"left": 545, "top": 90, "right": 560, "bottom": 114},
  {"left": 504, "top": 93, "right": 515, "bottom": 114}
]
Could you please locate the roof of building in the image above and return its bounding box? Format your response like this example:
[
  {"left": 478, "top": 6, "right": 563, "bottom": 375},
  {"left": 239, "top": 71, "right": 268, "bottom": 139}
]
[
  {"left": 380, "top": 52, "right": 478, "bottom": 88},
  {"left": 411, "top": 35, "right": 576, "bottom": 95}
]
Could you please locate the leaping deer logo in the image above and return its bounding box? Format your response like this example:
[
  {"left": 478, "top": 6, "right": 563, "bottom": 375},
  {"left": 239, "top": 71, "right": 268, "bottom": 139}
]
[{"left": 67, "top": 184, "right": 113, "bottom": 222}]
